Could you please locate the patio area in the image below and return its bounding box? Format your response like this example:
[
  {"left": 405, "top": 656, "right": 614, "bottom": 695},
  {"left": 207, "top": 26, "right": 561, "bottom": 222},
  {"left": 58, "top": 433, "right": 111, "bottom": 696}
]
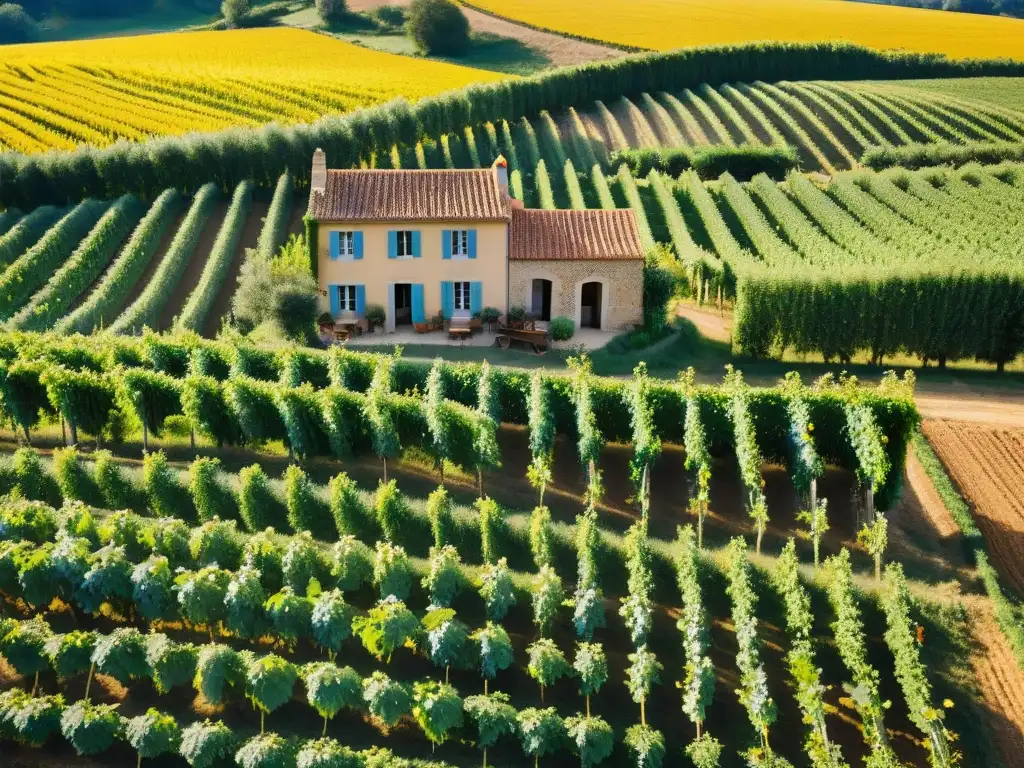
[{"left": 325, "top": 325, "right": 619, "bottom": 352}]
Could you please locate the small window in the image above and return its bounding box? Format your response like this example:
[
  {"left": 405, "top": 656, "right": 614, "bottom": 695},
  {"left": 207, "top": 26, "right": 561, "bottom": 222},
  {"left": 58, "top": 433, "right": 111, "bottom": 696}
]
[
  {"left": 451, "top": 229, "right": 469, "bottom": 258},
  {"left": 396, "top": 231, "right": 414, "bottom": 257},
  {"left": 337, "top": 285, "right": 357, "bottom": 312},
  {"left": 338, "top": 231, "right": 355, "bottom": 258},
  {"left": 453, "top": 281, "right": 471, "bottom": 311}
]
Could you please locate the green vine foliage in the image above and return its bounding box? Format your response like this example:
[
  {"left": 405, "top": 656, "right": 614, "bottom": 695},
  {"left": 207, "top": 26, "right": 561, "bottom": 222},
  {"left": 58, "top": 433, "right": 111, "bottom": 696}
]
[
  {"left": 619, "top": 520, "right": 654, "bottom": 647},
  {"left": 725, "top": 537, "right": 777, "bottom": 754},
  {"left": 772, "top": 541, "right": 849, "bottom": 768},
  {"left": 372, "top": 541, "right": 413, "bottom": 601},
  {"left": 843, "top": 388, "right": 892, "bottom": 495},
  {"left": 528, "top": 371, "right": 556, "bottom": 466},
  {"left": 0, "top": 359, "right": 50, "bottom": 440},
  {"left": 568, "top": 356, "right": 603, "bottom": 479},
  {"left": 41, "top": 365, "right": 118, "bottom": 444},
  {"left": 426, "top": 486, "right": 453, "bottom": 549},
  {"left": 880, "top": 564, "right": 959, "bottom": 768},
  {"left": 412, "top": 680, "right": 463, "bottom": 746},
  {"left": 276, "top": 385, "right": 330, "bottom": 460},
  {"left": 676, "top": 526, "right": 715, "bottom": 738},
  {"left": 470, "top": 621, "right": 514, "bottom": 684},
  {"left": 627, "top": 363, "right": 661, "bottom": 516},
  {"left": 224, "top": 376, "right": 288, "bottom": 447},
  {"left": 532, "top": 565, "right": 564, "bottom": 637},
  {"left": 780, "top": 373, "right": 824, "bottom": 498},
  {"left": 625, "top": 723, "right": 666, "bottom": 768},
  {"left": 475, "top": 361, "right": 502, "bottom": 475},
  {"left": 682, "top": 382, "right": 712, "bottom": 549},
  {"left": 352, "top": 597, "right": 419, "bottom": 664},
  {"left": 118, "top": 368, "right": 183, "bottom": 443},
  {"left": 364, "top": 357, "right": 400, "bottom": 468},
  {"left": 479, "top": 557, "right": 517, "bottom": 622},
  {"left": 725, "top": 367, "right": 769, "bottom": 554},
  {"left": 573, "top": 509, "right": 605, "bottom": 640}
]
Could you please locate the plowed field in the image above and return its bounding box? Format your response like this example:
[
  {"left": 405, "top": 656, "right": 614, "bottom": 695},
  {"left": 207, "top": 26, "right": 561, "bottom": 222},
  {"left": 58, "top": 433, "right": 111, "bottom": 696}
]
[{"left": 922, "top": 420, "right": 1024, "bottom": 592}]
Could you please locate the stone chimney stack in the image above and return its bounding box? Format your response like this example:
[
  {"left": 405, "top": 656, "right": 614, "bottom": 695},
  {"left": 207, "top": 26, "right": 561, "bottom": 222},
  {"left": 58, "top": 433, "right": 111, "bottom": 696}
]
[
  {"left": 493, "top": 155, "right": 509, "bottom": 199},
  {"left": 311, "top": 148, "right": 327, "bottom": 195}
]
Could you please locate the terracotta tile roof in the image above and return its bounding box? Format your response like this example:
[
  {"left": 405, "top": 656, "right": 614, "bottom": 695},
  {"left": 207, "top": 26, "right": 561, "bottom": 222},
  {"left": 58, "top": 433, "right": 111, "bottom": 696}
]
[
  {"left": 308, "top": 168, "right": 511, "bottom": 222},
  {"left": 510, "top": 209, "right": 645, "bottom": 261}
]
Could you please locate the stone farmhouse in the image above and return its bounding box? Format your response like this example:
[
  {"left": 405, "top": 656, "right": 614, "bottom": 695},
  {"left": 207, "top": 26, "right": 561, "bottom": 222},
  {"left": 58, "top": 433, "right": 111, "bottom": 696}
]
[{"left": 306, "top": 149, "right": 645, "bottom": 332}]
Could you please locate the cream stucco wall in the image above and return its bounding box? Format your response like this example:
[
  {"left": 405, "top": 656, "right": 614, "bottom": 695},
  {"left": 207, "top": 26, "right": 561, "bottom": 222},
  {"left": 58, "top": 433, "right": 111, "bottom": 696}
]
[
  {"left": 509, "top": 259, "right": 643, "bottom": 331},
  {"left": 317, "top": 221, "right": 508, "bottom": 326}
]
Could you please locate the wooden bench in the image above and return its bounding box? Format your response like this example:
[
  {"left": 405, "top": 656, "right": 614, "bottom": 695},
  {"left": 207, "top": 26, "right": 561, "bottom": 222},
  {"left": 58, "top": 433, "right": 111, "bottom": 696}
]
[
  {"left": 495, "top": 326, "right": 548, "bottom": 354},
  {"left": 449, "top": 328, "right": 472, "bottom": 345}
]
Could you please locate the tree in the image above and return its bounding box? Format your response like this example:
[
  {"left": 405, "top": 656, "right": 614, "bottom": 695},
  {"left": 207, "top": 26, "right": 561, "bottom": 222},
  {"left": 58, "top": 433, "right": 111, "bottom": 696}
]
[
  {"left": 310, "top": 589, "right": 355, "bottom": 660},
  {"left": 6, "top": 691, "right": 63, "bottom": 746},
  {"left": 180, "top": 719, "right": 235, "bottom": 768},
  {"left": 245, "top": 654, "right": 298, "bottom": 733},
  {"left": 373, "top": 541, "right": 413, "bottom": 600},
  {"left": 130, "top": 557, "right": 176, "bottom": 622},
  {"left": 425, "top": 486, "right": 454, "bottom": 549},
  {"left": 464, "top": 691, "right": 517, "bottom": 768},
  {"left": 235, "top": 732, "right": 292, "bottom": 768},
  {"left": 858, "top": 513, "right": 889, "bottom": 582},
  {"left": 1, "top": 617, "right": 50, "bottom": 695},
  {"left": 60, "top": 701, "right": 121, "bottom": 756},
  {"left": 406, "top": 0, "right": 470, "bottom": 56},
  {"left": 125, "top": 708, "right": 181, "bottom": 768},
  {"left": 517, "top": 707, "right": 565, "bottom": 768},
  {"left": 225, "top": 565, "right": 269, "bottom": 641},
  {"left": 221, "top": 0, "right": 250, "bottom": 28},
  {"left": 479, "top": 557, "right": 516, "bottom": 621},
  {"left": 17, "top": 546, "right": 60, "bottom": 611},
  {"left": 283, "top": 532, "right": 324, "bottom": 596},
  {"left": 625, "top": 724, "right": 665, "bottom": 768},
  {"left": 91, "top": 627, "right": 148, "bottom": 688},
  {"left": 46, "top": 630, "right": 97, "bottom": 682},
  {"left": 626, "top": 646, "right": 662, "bottom": 728},
  {"left": 423, "top": 609, "right": 468, "bottom": 683},
  {"left": 471, "top": 622, "right": 514, "bottom": 694},
  {"left": 145, "top": 634, "right": 198, "bottom": 695},
  {"left": 176, "top": 566, "right": 231, "bottom": 641},
  {"left": 565, "top": 715, "right": 614, "bottom": 768},
  {"left": 363, "top": 671, "right": 412, "bottom": 728},
  {"left": 0, "top": 4, "right": 38, "bottom": 45},
  {"left": 264, "top": 587, "right": 312, "bottom": 648},
  {"left": 532, "top": 565, "right": 564, "bottom": 636},
  {"left": 529, "top": 505, "right": 554, "bottom": 570},
  {"left": 527, "top": 638, "right": 570, "bottom": 705},
  {"left": 685, "top": 733, "right": 724, "bottom": 768},
  {"left": 303, "top": 662, "right": 362, "bottom": 736},
  {"left": 797, "top": 499, "right": 829, "bottom": 569},
  {"left": 423, "top": 545, "right": 464, "bottom": 607},
  {"left": 315, "top": 0, "right": 347, "bottom": 24},
  {"left": 413, "top": 680, "right": 463, "bottom": 747},
  {"left": 352, "top": 596, "right": 419, "bottom": 662},
  {"left": 193, "top": 644, "right": 244, "bottom": 706},
  {"left": 296, "top": 737, "right": 361, "bottom": 768},
  {"left": 573, "top": 642, "right": 607, "bottom": 717}
]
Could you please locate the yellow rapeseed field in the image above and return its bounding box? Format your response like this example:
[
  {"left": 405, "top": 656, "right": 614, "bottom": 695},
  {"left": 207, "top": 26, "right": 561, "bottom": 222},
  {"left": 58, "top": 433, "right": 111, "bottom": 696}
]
[
  {"left": 469, "top": 0, "right": 1024, "bottom": 60},
  {"left": 0, "top": 27, "right": 505, "bottom": 154}
]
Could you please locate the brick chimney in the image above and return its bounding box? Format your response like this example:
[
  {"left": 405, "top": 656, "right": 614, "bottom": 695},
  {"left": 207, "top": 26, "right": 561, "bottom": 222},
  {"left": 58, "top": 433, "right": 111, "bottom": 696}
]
[
  {"left": 311, "top": 148, "right": 327, "bottom": 195},
  {"left": 493, "top": 155, "right": 509, "bottom": 199}
]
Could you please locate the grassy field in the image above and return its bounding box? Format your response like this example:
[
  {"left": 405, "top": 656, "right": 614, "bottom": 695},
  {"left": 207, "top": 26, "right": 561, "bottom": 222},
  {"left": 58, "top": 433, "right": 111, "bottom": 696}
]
[
  {"left": 0, "top": 27, "right": 506, "bottom": 153},
  {"left": 466, "top": 0, "right": 1024, "bottom": 60},
  {"left": 895, "top": 76, "right": 1024, "bottom": 111}
]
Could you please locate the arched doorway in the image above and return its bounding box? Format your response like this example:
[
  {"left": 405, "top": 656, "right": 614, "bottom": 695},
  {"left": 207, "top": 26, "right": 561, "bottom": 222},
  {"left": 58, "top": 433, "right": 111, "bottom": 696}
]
[
  {"left": 580, "top": 281, "right": 602, "bottom": 329},
  {"left": 531, "top": 278, "right": 552, "bottom": 321}
]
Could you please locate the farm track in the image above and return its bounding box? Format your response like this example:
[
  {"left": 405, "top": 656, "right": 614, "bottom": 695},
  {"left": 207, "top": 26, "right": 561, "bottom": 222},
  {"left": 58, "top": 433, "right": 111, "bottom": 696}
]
[
  {"left": 921, "top": 420, "right": 1024, "bottom": 593},
  {"left": 156, "top": 202, "right": 226, "bottom": 332},
  {"left": 202, "top": 201, "right": 269, "bottom": 337}
]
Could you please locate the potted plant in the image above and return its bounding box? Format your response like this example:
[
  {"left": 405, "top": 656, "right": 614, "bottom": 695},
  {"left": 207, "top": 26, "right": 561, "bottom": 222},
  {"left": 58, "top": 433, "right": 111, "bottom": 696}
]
[
  {"left": 414, "top": 321, "right": 431, "bottom": 333},
  {"left": 317, "top": 312, "right": 335, "bottom": 334},
  {"left": 481, "top": 307, "right": 501, "bottom": 332},
  {"left": 470, "top": 311, "right": 483, "bottom": 332},
  {"left": 431, "top": 312, "right": 445, "bottom": 331},
  {"left": 364, "top": 304, "right": 386, "bottom": 333},
  {"left": 506, "top": 305, "right": 528, "bottom": 329}
]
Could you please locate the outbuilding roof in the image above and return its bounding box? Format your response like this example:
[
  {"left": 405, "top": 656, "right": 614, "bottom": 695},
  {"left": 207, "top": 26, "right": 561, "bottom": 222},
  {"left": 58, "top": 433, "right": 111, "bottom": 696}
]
[
  {"left": 509, "top": 209, "right": 645, "bottom": 261},
  {"left": 307, "top": 168, "right": 512, "bottom": 222}
]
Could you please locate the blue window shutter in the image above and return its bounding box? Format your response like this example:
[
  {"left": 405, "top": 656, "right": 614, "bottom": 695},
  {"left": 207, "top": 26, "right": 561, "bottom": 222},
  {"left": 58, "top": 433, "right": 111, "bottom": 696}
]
[
  {"left": 412, "top": 231, "right": 421, "bottom": 258},
  {"left": 388, "top": 231, "right": 397, "bottom": 259},
  {"left": 355, "top": 285, "right": 366, "bottom": 315},
  {"left": 440, "top": 281, "right": 453, "bottom": 319},
  {"left": 442, "top": 229, "right": 452, "bottom": 260},
  {"left": 411, "top": 284, "right": 425, "bottom": 323},
  {"left": 468, "top": 230, "right": 477, "bottom": 259},
  {"left": 353, "top": 231, "right": 363, "bottom": 260},
  {"left": 329, "top": 285, "right": 340, "bottom": 315},
  {"left": 329, "top": 231, "right": 340, "bottom": 260},
  {"left": 470, "top": 281, "right": 483, "bottom": 314}
]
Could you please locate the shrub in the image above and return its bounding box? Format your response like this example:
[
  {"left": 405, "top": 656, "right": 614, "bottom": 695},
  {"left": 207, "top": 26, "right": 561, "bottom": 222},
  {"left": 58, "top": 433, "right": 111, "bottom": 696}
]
[
  {"left": 221, "top": 0, "right": 250, "bottom": 28},
  {"left": 0, "top": 4, "right": 38, "bottom": 45},
  {"left": 284, "top": 464, "right": 333, "bottom": 540},
  {"left": 549, "top": 317, "right": 575, "bottom": 341},
  {"left": 689, "top": 143, "right": 800, "bottom": 180},
  {"left": 315, "top": 0, "right": 346, "bottom": 22},
  {"left": 190, "top": 457, "right": 240, "bottom": 523},
  {"left": 406, "top": 0, "right": 470, "bottom": 56},
  {"left": 94, "top": 450, "right": 143, "bottom": 512},
  {"left": 364, "top": 304, "right": 386, "bottom": 331},
  {"left": 371, "top": 4, "right": 406, "bottom": 27},
  {"left": 238, "top": 464, "right": 288, "bottom": 533},
  {"left": 143, "top": 451, "right": 195, "bottom": 522}
]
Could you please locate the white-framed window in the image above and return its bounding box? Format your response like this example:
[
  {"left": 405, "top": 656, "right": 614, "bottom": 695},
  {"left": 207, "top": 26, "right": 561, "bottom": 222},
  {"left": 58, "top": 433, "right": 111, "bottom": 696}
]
[
  {"left": 337, "top": 285, "right": 357, "bottom": 312},
  {"left": 338, "top": 231, "right": 355, "bottom": 258},
  {"left": 453, "top": 281, "right": 471, "bottom": 311},
  {"left": 396, "top": 230, "right": 414, "bottom": 257},
  {"left": 451, "top": 229, "right": 469, "bottom": 258}
]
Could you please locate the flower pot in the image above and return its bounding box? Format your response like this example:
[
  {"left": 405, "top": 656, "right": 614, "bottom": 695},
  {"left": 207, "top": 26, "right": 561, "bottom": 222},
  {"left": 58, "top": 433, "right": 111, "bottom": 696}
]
[{"left": 414, "top": 323, "right": 430, "bottom": 333}]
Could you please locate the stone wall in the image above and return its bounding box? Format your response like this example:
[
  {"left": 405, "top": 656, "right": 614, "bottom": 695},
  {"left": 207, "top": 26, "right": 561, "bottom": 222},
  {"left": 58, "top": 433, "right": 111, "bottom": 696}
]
[{"left": 508, "top": 259, "right": 643, "bottom": 331}]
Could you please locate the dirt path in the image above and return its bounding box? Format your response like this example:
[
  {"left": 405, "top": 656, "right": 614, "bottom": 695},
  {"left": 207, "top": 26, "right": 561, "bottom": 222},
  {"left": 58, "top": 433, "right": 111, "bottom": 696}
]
[
  {"left": 345, "top": 0, "right": 622, "bottom": 68},
  {"left": 202, "top": 202, "right": 269, "bottom": 337}
]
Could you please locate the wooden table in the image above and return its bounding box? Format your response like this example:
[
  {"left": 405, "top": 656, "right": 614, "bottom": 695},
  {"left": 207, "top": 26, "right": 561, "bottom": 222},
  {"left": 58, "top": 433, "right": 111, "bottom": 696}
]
[{"left": 449, "top": 328, "right": 472, "bottom": 346}]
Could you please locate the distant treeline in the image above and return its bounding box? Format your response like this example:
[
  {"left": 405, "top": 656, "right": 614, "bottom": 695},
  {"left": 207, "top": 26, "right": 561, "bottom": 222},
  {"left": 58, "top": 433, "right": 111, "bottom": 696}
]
[
  {"left": 3, "top": 40, "right": 1024, "bottom": 209},
  {"left": 17, "top": 0, "right": 217, "bottom": 19}
]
